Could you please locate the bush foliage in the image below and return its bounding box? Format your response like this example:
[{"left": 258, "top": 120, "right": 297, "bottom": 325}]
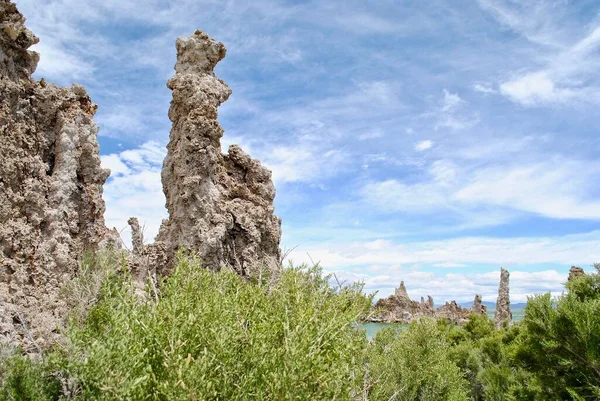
[
  {"left": 1, "top": 256, "right": 599, "bottom": 401},
  {"left": 1, "top": 254, "right": 372, "bottom": 401},
  {"left": 367, "top": 319, "right": 469, "bottom": 401}
]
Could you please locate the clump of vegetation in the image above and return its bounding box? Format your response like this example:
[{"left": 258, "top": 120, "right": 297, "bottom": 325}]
[
  {"left": 514, "top": 263, "right": 600, "bottom": 400},
  {"left": 442, "top": 264, "right": 600, "bottom": 401},
  {"left": 367, "top": 319, "right": 469, "bottom": 401},
  {"left": 1, "top": 253, "right": 372, "bottom": 400},
  {"left": 1, "top": 257, "right": 599, "bottom": 401}
]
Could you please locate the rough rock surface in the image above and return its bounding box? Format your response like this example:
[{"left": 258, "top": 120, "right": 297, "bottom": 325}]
[
  {"left": 128, "top": 217, "right": 144, "bottom": 256},
  {"left": 436, "top": 300, "right": 471, "bottom": 324},
  {"left": 494, "top": 268, "right": 512, "bottom": 329},
  {"left": 0, "top": 1, "right": 113, "bottom": 350},
  {"left": 369, "top": 281, "right": 474, "bottom": 324},
  {"left": 126, "top": 216, "right": 168, "bottom": 298},
  {"left": 568, "top": 266, "right": 585, "bottom": 281},
  {"left": 471, "top": 294, "right": 487, "bottom": 315},
  {"left": 156, "top": 30, "right": 281, "bottom": 276}
]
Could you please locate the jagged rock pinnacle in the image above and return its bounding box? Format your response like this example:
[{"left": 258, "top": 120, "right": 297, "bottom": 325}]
[
  {"left": 568, "top": 266, "right": 585, "bottom": 281},
  {"left": 471, "top": 294, "right": 487, "bottom": 315},
  {"left": 157, "top": 30, "right": 281, "bottom": 276},
  {"left": 494, "top": 267, "right": 512, "bottom": 329}
]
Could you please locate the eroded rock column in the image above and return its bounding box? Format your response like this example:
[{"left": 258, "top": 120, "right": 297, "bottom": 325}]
[
  {"left": 568, "top": 266, "right": 585, "bottom": 281},
  {"left": 0, "top": 0, "right": 113, "bottom": 349},
  {"left": 157, "top": 30, "right": 281, "bottom": 276},
  {"left": 471, "top": 294, "right": 487, "bottom": 315},
  {"left": 494, "top": 268, "right": 512, "bottom": 329}
]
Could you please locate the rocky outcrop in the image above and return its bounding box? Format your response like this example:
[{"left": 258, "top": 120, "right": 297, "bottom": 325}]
[
  {"left": 0, "top": 1, "right": 114, "bottom": 350},
  {"left": 494, "top": 267, "right": 512, "bottom": 329},
  {"left": 128, "top": 217, "right": 144, "bottom": 256},
  {"left": 568, "top": 266, "right": 585, "bottom": 281},
  {"left": 394, "top": 281, "right": 410, "bottom": 300},
  {"left": 471, "top": 294, "right": 487, "bottom": 315},
  {"left": 371, "top": 281, "right": 435, "bottom": 322},
  {"left": 126, "top": 217, "right": 168, "bottom": 298},
  {"left": 369, "top": 281, "right": 474, "bottom": 324},
  {"left": 156, "top": 30, "right": 281, "bottom": 276},
  {"left": 436, "top": 300, "right": 470, "bottom": 324}
]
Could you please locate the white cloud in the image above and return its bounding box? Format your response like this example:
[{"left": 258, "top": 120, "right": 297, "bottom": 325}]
[
  {"left": 415, "top": 140, "right": 434, "bottom": 151},
  {"left": 499, "top": 71, "right": 574, "bottom": 106},
  {"left": 481, "top": 1, "right": 600, "bottom": 106},
  {"left": 363, "top": 239, "right": 392, "bottom": 251},
  {"left": 101, "top": 142, "right": 168, "bottom": 245},
  {"left": 286, "top": 231, "right": 599, "bottom": 301},
  {"left": 441, "top": 89, "right": 463, "bottom": 112},
  {"left": 100, "top": 154, "right": 130, "bottom": 176},
  {"left": 473, "top": 83, "right": 497, "bottom": 94},
  {"left": 429, "top": 160, "right": 458, "bottom": 184},
  {"left": 454, "top": 161, "right": 600, "bottom": 219},
  {"left": 362, "top": 179, "right": 448, "bottom": 213},
  {"left": 96, "top": 105, "right": 147, "bottom": 136},
  {"left": 433, "top": 262, "right": 466, "bottom": 268},
  {"left": 32, "top": 41, "right": 95, "bottom": 81},
  {"left": 264, "top": 145, "right": 347, "bottom": 185},
  {"left": 361, "top": 158, "right": 600, "bottom": 221},
  {"left": 431, "top": 90, "right": 479, "bottom": 131},
  {"left": 220, "top": 134, "right": 253, "bottom": 155},
  {"left": 477, "top": 0, "right": 572, "bottom": 48}
]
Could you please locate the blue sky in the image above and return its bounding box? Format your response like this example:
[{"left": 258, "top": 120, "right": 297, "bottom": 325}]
[{"left": 17, "top": 0, "right": 600, "bottom": 303}]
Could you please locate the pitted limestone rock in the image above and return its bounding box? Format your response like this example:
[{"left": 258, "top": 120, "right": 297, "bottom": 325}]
[
  {"left": 157, "top": 30, "right": 281, "bottom": 276},
  {"left": 568, "top": 266, "right": 585, "bottom": 282},
  {"left": 0, "top": 0, "right": 113, "bottom": 350},
  {"left": 494, "top": 268, "right": 512, "bottom": 329},
  {"left": 369, "top": 281, "right": 473, "bottom": 324},
  {"left": 471, "top": 294, "right": 487, "bottom": 315}
]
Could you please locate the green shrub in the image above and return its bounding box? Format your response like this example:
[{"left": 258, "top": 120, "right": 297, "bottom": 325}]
[
  {"left": 367, "top": 318, "right": 469, "bottom": 401},
  {"left": 514, "top": 264, "right": 600, "bottom": 400},
  {"left": 5, "top": 253, "right": 600, "bottom": 401},
  {"left": 0, "top": 352, "right": 63, "bottom": 401},
  {"left": 63, "top": 255, "right": 372, "bottom": 400}
]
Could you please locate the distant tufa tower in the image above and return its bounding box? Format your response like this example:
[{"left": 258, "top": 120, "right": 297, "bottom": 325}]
[{"left": 494, "top": 267, "right": 512, "bottom": 329}]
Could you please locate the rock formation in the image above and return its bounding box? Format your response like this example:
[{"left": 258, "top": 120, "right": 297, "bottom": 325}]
[
  {"left": 436, "top": 300, "right": 470, "bottom": 324},
  {"left": 369, "top": 281, "right": 475, "bottom": 324},
  {"left": 471, "top": 294, "right": 487, "bottom": 315},
  {"left": 128, "top": 217, "right": 144, "bottom": 256},
  {"left": 156, "top": 30, "right": 281, "bottom": 276},
  {"left": 126, "top": 216, "right": 168, "bottom": 298},
  {"left": 394, "top": 281, "right": 410, "bottom": 300},
  {"left": 568, "top": 266, "right": 585, "bottom": 281},
  {"left": 0, "top": 0, "right": 114, "bottom": 349},
  {"left": 494, "top": 267, "right": 512, "bottom": 329}
]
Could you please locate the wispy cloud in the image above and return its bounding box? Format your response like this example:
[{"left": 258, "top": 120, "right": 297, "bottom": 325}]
[
  {"left": 472, "top": 83, "right": 497, "bottom": 94},
  {"left": 100, "top": 141, "right": 167, "bottom": 245},
  {"left": 454, "top": 160, "right": 600, "bottom": 219},
  {"left": 264, "top": 145, "right": 348, "bottom": 185},
  {"left": 361, "top": 157, "right": 600, "bottom": 221},
  {"left": 415, "top": 140, "right": 434, "bottom": 151},
  {"left": 286, "top": 230, "right": 599, "bottom": 301},
  {"left": 331, "top": 267, "right": 568, "bottom": 303},
  {"left": 479, "top": 1, "right": 600, "bottom": 106},
  {"left": 429, "top": 90, "right": 479, "bottom": 130}
]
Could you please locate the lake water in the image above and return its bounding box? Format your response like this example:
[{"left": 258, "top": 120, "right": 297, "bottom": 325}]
[
  {"left": 359, "top": 322, "right": 408, "bottom": 340},
  {"left": 359, "top": 308, "right": 525, "bottom": 340}
]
